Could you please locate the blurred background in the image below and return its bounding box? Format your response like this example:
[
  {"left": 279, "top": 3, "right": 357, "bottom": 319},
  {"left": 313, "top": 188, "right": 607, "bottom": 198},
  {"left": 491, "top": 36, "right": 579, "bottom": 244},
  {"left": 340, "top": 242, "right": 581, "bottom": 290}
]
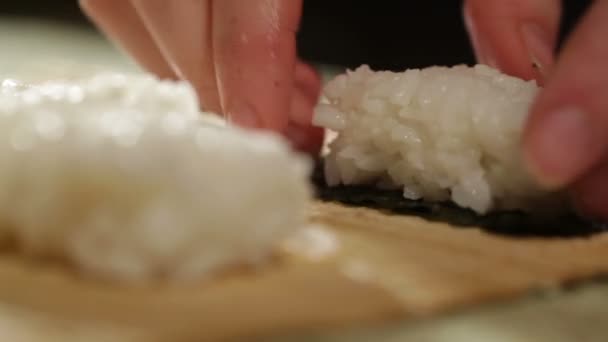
[{"left": 0, "top": 0, "right": 594, "bottom": 73}]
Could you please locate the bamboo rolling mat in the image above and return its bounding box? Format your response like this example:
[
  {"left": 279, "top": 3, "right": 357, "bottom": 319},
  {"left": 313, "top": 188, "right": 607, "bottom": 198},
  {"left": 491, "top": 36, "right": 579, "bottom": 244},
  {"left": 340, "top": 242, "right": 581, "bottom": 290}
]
[{"left": 0, "top": 201, "right": 607, "bottom": 341}]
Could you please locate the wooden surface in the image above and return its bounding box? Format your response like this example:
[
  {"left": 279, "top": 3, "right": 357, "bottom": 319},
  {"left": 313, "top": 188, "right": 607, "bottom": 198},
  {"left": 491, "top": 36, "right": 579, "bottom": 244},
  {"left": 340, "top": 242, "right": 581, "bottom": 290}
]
[{"left": 0, "top": 201, "right": 608, "bottom": 341}]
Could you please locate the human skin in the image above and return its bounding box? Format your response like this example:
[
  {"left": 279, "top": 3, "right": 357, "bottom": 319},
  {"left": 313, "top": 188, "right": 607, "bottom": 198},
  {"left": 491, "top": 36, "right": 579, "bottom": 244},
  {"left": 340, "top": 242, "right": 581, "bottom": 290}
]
[
  {"left": 81, "top": 0, "right": 608, "bottom": 220},
  {"left": 79, "top": 0, "right": 323, "bottom": 154},
  {"left": 464, "top": 0, "right": 608, "bottom": 219}
]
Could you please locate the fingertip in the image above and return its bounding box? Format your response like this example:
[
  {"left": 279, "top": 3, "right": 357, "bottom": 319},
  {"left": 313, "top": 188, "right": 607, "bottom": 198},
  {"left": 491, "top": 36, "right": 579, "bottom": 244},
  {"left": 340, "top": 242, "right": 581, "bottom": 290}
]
[
  {"left": 524, "top": 0, "right": 608, "bottom": 192},
  {"left": 295, "top": 61, "right": 322, "bottom": 100},
  {"left": 285, "top": 122, "right": 325, "bottom": 156},
  {"left": 289, "top": 83, "right": 319, "bottom": 127},
  {"left": 523, "top": 106, "right": 598, "bottom": 189}
]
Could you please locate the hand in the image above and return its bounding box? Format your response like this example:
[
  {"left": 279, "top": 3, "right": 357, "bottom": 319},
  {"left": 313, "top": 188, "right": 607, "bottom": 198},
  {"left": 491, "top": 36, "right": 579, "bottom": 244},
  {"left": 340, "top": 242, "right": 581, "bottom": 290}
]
[
  {"left": 464, "top": 0, "right": 608, "bottom": 220},
  {"left": 79, "top": 0, "right": 324, "bottom": 153}
]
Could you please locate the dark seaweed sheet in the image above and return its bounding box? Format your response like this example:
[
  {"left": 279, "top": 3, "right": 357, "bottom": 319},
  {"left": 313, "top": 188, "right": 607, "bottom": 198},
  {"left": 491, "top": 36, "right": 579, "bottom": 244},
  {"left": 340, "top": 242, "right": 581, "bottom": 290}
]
[{"left": 311, "top": 161, "right": 606, "bottom": 238}]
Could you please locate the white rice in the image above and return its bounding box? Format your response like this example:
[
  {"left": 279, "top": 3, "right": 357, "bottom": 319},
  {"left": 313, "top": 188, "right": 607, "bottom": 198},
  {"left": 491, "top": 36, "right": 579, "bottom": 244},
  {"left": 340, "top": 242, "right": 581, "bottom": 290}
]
[
  {"left": 0, "top": 73, "right": 312, "bottom": 282},
  {"left": 314, "top": 64, "right": 563, "bottom": 214}
]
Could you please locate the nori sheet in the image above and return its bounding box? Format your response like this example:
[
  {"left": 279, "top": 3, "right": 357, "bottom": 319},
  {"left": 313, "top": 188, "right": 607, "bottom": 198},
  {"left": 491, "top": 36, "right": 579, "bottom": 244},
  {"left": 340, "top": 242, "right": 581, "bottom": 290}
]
[{"left": 311, "top": 161, "right": 606, "bottom": 238}]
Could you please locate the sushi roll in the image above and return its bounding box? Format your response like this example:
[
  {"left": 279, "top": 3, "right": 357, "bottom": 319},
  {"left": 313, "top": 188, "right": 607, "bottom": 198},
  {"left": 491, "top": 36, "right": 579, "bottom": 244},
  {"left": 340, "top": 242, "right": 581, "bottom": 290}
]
[
  {"left": 0, "top": 73, "right": 312, "bottom": 282},
  {"left": 314, "top": 64, "right": 564, "bottom": 215}
]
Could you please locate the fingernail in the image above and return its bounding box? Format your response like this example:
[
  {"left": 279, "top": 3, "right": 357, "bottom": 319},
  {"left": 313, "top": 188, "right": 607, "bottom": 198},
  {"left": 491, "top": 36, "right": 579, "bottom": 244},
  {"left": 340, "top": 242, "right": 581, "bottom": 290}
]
[
  {"left": 525, "top": 107, "right": 595, "bottom": 189},
  {"left": 521, "top": 23, "right": 554, "bottom": 81},
  {"left": 227, "top": 102, "right": 260, "bottom": 129}
]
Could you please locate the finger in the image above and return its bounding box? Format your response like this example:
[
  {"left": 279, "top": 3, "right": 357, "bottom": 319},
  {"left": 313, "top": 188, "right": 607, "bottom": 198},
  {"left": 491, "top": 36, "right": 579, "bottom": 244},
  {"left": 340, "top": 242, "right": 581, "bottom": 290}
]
[
  {"left": 463, "top": 0, "right": 561, "bottom": 83},
  {"left": 285, "top": 122, "right": 324, "bottom": 155},
  {"left": 290, "top": 61, "right": 321, "bottom": 126},
  {"left": 287, "top": 61, "right": 323, "bottom": 154},
  {"left": 79, "top": 0, "right": 177, "bottom": 80},
  {"left": 572, "top": 162, "right": 608, "bottom": 221},
  {"left": 294, "top": 60, "right": 321, "bottom": 102},
  {"left": 130, "top": 0, "right": 222, "bottom": 113},
  {"left": 287, "top": 82, "right": 323, "bottom": 154},
  {"left": 523, "top": 0, "right": 608, "bottom": 189},
  {"left": 289, "top": 86, "right": 316, "bottom": 127},
  {"left": 212, "top": 0, "right": 302, "bottom": 132}
]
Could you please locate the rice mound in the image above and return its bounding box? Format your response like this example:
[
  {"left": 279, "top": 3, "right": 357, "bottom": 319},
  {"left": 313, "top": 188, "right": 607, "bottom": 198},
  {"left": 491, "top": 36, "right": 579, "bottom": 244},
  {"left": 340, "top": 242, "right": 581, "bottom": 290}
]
[
  {"left": 0, "top": 73, "right": 312, "bottom": 281},
  {"left": 314, "top": 64, "right": 563, "bottom": 214}
]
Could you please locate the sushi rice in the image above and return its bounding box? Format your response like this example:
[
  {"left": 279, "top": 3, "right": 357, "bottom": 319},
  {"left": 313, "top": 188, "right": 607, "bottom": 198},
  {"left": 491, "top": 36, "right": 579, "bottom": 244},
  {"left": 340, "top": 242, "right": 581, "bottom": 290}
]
[
  {"left": 0, "top": 73, "right": 312, "bottom": 282},
  {"left": 314, "top": 64, "right": 564, "bottom": 214}
]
